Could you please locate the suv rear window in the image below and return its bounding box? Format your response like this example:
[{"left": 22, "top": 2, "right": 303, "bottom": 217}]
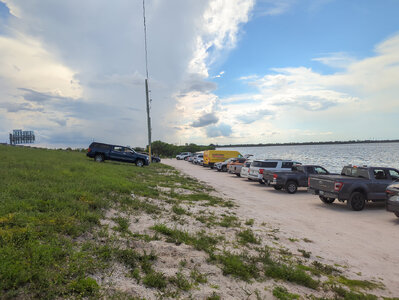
[
  {"left": 91, "top": 143, "right": 111, "bottom": 150},
  {"left": 252, "top": 161, "right": 278, "bottom": 168},
  {"left": 281, "top": 162, "right": 293, "bottom": 168}
]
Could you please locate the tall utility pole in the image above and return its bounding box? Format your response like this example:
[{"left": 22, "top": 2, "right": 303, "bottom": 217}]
[{"left": 143, "top": 0, "right": 152, "bottom": 162}]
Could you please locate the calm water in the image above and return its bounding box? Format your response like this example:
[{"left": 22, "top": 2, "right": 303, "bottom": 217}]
[{"left": 217, "top": 142, "right": 399, "bottom": 173}]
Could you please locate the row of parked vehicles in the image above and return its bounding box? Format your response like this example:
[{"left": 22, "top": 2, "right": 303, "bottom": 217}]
[{"left": 175, "top": 150, "right": 399, "bottom": 217}]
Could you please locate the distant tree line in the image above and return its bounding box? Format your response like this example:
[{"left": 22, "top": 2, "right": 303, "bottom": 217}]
[{"left": 147, "top": 140, "right": 215, "bottom": 157}]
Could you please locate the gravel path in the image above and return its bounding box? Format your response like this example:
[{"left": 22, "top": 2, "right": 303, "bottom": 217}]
[{"left": 163, "top": 159, "right": 399, "bottom": 296}]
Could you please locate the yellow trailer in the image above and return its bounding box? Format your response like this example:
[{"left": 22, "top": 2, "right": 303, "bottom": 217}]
[{"left": 203, "top": 150, "right": 242, "bottom": 168}]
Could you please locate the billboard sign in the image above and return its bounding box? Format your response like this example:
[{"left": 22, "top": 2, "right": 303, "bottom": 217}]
[{"left": 9, "top": 129, "right": 35, "bottom": 145}]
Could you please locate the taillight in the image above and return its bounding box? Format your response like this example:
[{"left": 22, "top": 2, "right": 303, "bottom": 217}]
[
  {"left": 308, "top": 177, "right": 310, "bottom": 186},
  {"left": 88, "top": 147, "right": 91, "bottom": 152},
  {"left": 386, "top": 189, "right": 395, "bottom": 195},
  {"left": 273, "top": 173, "right": 278, "bottom": 179},
  {"left": 259, "top": 169, "right": 264, "bottom": 174},
  {"left": 334, "top": 182, "right": 343, "bottom": 192}
]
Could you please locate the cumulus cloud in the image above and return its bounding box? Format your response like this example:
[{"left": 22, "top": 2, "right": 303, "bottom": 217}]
[{"left": 236, "top": 109, "right": 274, "bottom": 124}]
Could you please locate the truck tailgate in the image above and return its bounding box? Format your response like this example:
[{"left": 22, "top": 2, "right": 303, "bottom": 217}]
[{"left": 309, "top": 175, "right": 337, "bottom": 192}]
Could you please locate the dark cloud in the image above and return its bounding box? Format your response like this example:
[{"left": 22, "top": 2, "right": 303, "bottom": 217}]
[
  {"left": 0, "top": 101, "right": 43, "bottom": 113},
  {"left": 181, "top": 74, "right": 217, "bottom": 93},
  {"left": 236, "top": 109, "right": 274, "bottom": 124},
  {"left": 191, "top": 112, "right": 219, "bottom": 127},
  {"left": 206, "top": 123, "right": 232, "bottom": 137}
]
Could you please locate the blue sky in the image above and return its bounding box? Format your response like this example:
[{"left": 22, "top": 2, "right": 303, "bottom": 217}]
[
  {"left": 213, "top": 0, "right": 399, "bottom": 97},
  {"left": 0, "top": 0, "right": 399, "bottom": 147}
]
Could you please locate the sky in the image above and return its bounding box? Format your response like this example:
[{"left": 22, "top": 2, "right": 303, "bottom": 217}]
[{"left": 0, "top": 0, "right": 398, "bottom": 148}]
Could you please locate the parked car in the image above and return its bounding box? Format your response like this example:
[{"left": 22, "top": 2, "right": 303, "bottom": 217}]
[
  {"left": 308, "top": 165, "right": 399, "bottom": 211},
  {"left": 248, "top": 159, "right": 302, "bottom": 184},
  {"left": 263, "top": 165, "right": 331, "bottom": 194},
  {"left": 215, "top": 157, "right": 239, "bottom": 172},
  {"left": 87, "top": 142, "right": 149, "bottom": 167},
  {"left": 386, "top": 182, "right": 399, "bottom": 218},
  {"left": 193, "top": 153, "right": 203, "bottom": 164},
  {"left": 228, "top": 158, "right": 247, "bottom": 175},
  {"left": 203, "top": 150, "right": 242, "bottom": 168},
  {"left": 176, "top": 152, "right": 192, "bottom": 160},
  {"left": 240, "top": 160, "right": 253, "bottom": 178}
]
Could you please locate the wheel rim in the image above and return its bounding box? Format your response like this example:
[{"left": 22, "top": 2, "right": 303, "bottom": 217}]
[
  {"left": 95, "top": 155, "right": 102, "bottom": 162},
  {"left": 137, "top": 160, "right": 143, "bottom": 167},
  {"left": 352, "top": 194, "right": 364, "bottom": 210},
  {"left": 288, "top": 183, "right": 296, "bottom": 193}
]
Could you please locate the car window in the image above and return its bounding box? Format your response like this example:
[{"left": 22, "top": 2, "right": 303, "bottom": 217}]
[
  {"left": 113, "top": 146, "right": 123, "bottom": 152},
  {"left": 281, "top": 162, "right": 293, "bottom": 168},
  {"left": 314, "top": 166, "right": 328, "bottom": 174},
  {"left": 373, "top": 169, "right": 388, "bottom": 180},
  {"left": 389, "top": 169, "right": 399, "bottom": 180},
  {"left": 306, "top": 166, "right": 314, "bottom": 173},
  {"left": 124, "top": 148, "right": 134, "bottom": 154}
]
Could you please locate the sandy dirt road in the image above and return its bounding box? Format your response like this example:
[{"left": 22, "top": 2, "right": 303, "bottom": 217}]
[{"left": 163, "top": 159, "right": 399, "bottom": 296}]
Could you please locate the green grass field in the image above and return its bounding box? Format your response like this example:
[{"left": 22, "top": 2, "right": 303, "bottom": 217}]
[{"left": 0, "top": 145, "right": 197, "bottom": 299}]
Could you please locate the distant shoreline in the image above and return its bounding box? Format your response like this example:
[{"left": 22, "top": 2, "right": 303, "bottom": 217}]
[{"left": 215, "top": 139, "right": 399, "bottom": 148}]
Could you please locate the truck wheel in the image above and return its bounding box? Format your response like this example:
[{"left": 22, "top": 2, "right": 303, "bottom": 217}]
[
  {"left": 94, "top": 154, "right": 104, "bottom": 162},
  {"left": 259, "top": 180, "right": 265, "bottom": 185},
  {"left": 394, "top": 212, "right": 399, "bottom": 218},
  {"left": 285, "top": 181, "right": 297, "bottom": 194},
  {"left": 236, "top": 173, "right": 241, "bottom": 177},
  {"left": 273, "top": 185, "right": 282, "bottom": 190},
  {"left": 319, "top": 196, "right": 335, "bottom": 204},
  {"left": 347, "top": 192, "right": 365, "bottom": 211},
  {"left": 136, "top": 159, "right": 144, "bottom": 167},
  {"left": 222, "top": 166, "right": 227, "bottom": 172}
]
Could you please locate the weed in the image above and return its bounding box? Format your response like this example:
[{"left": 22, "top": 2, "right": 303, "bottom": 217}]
[
  {"left": 237, "top": 229, "right": 260, "bottom": 245},
  {"left": 332, "top": 285, "right": 378, "bottom": 299},
  {"left": 288, "top": 238, "right": 299, "bottom": 242},
  {"left": 172, "top": 205, "right": 187, "bottom": 215},
  {"left": 337, "top": 276, "right": 383, "bottom": 290},
  {"left": 303, "top": 238, "right": 313, "bottom": 243},
  {"left": 207, "top": 291, "right": 221, "bottom": 300},
  {"left": 272, "top": 286, "right": 300, "bottom": 300},
  {"left": 113, "top": 216, "right": 130, "bottom": 233},
  {"left": 69, "top": 277, "right": 100, "bottom": 297},
  {"left": 245, "top": 219, "right": 254, "bottom": 226},
  {"left": 170, "top": 271, "right": 192, "bottom": 291},
  {"left": 219, "top": 215, "right": 240, "bottom": 227},
  {"left": 143, "top": 271, "right": 167, "bottom": 289},
  {"left": 217, "top": 252, "right": 258, "bottom": 281},
  {"left": 190, "top": 267, "right": 208, "bottom": 284},
  {"left": 297, "top": 249, "right": 311, "bottom": 258}
]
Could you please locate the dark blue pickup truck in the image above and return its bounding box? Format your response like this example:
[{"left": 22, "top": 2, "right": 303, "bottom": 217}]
[
  {"left": 308, "top": 165, "right": 399, "bottom": 211},
  {"left": 87, "top": 142, "right": 149, "bottom": 167}
]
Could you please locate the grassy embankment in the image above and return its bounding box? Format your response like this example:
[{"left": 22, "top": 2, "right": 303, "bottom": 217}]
[{"left": 0, "top": 145, "right": 394, "bottom": 299}]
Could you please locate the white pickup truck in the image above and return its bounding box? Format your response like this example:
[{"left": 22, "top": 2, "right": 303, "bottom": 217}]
[{"left": 247, "top": 159, "right": 302, "bottom": 184}]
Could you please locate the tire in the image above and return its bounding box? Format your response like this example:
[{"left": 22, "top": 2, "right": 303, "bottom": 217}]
[
  {"left": 94, "top": 154, "right": 104, "bottom": 162},
  {"left": 319, "top": 196, "right": 335, "bottom": 204},
  {"left": 236, "top": 173, "right": 241, "bottom": 177},
  {"left": 222, "top": 166, "right": 227, "bottom": 172},
  {"left": 259, "top": 180, "right": 265, "bottom": 185},
  {"left": 285, "top": 181, "right": 297, "bottom": 194},
  {"left": 136, "top": 159, "right": 144, "bottom": 167},
  {"left": 273, "top": 185, "right": 283, "bottom": 190},
  {"left": 394, "top": 212, "right": 399, "bottom": 218},
  {"left": 347, "top": 192, "right": 366, "bottom": 211}
]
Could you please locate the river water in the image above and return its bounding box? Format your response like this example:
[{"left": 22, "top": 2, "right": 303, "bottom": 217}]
[{"left": 217, "top": 142, "right": 399, "bottom": 173}]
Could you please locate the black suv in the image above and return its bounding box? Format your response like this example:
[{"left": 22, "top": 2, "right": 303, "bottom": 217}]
[{"left": 87, "top": 142, "right": 149, "bottom": 167}]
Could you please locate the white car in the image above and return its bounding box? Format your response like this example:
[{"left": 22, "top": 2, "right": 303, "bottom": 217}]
[
  {"left": 248, "top": 159, "right": 301, "bottom": 184},
  {"left": 193, "top": 153, "right": 203, "bottom": 164},
  {"left": 176, "top": 152, "right": 192, "bottom": 160},
  {"left": 240, "top": 160, "right": 253, "bottom": 178}
]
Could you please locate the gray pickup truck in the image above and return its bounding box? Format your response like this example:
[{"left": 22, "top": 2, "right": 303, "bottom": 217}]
[
  {"left": 263, "top": 165, "right": 331, "bottom": 194},
  {"left": 308, "top": 165, "right": 399, "bottom": 211}
]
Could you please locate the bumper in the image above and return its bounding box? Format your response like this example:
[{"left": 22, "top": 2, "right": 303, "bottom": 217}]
[
  {"left": 308, "top": 188, "right": 338, "bottom": 199},
  {"left": 248, "top": 174, "right": 262, "bottom": 182}
]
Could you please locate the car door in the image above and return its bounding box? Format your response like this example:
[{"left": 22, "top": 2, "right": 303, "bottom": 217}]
[
  {"left": 123, "top": 148, "right": 137, "bottom": 163},
  {"left": 370, "top": 168, "right": 391, "bottom": 200},
  {"left": 109, "top": 146, "right": 125, "bottom": 161}
]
